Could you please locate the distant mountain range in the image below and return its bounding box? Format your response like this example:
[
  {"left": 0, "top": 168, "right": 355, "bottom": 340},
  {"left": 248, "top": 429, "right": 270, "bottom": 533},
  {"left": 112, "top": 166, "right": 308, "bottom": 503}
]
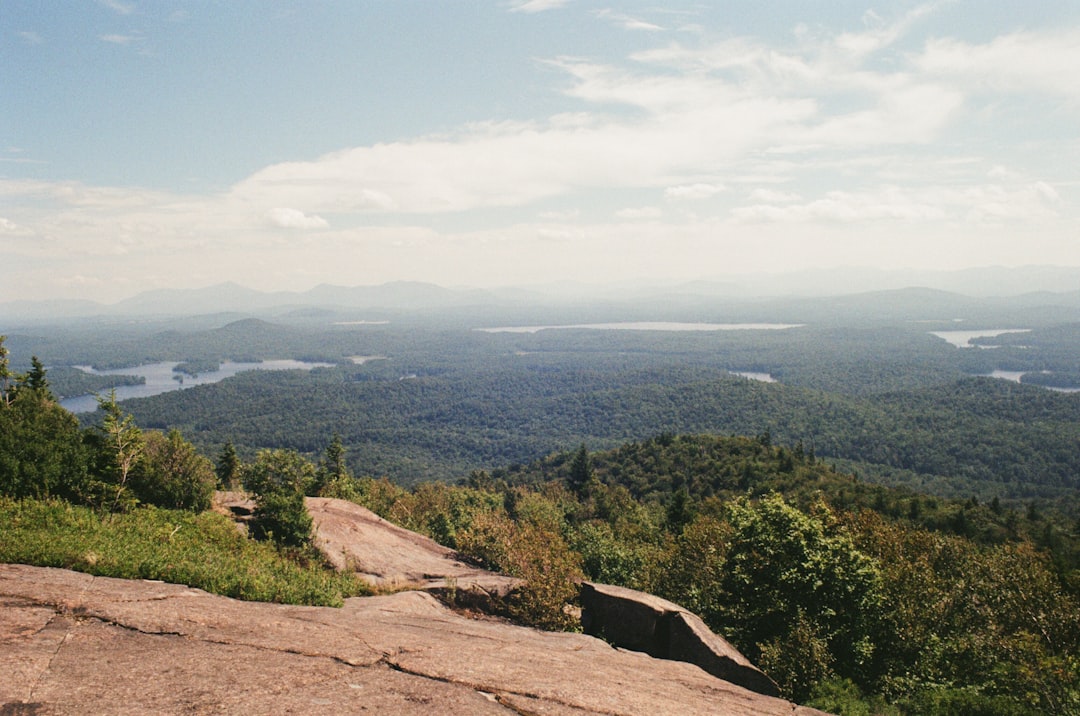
[{"left": 3, "top": 266, "right": 1080, "bottom": 325}]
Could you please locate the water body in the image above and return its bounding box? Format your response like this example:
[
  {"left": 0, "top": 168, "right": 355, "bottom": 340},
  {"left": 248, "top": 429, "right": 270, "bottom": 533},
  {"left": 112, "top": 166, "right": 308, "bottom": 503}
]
[
  {"left": 61, "top": 359, "right": 335, "bottom": 414},
  {"left": 476, "top": 322, "right": 804, "bottom": 334},
  {"left": 930, "top": 329, "right": 1030, "bottom": 348},
  {"left": 732, "top": 371, "right": 776, "bottom": 383},
  {"left": 986, "top": 370, "right": 1027, "bottom": 383},
  {"left": 981, "top": 369, "right": 1080, "bottom": 393}
]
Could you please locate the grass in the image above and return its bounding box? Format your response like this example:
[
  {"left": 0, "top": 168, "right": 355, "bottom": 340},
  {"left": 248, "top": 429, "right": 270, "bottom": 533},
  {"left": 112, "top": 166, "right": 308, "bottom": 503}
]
[{"left": 0, "top": 497, "right": 369, "bottom": 606}]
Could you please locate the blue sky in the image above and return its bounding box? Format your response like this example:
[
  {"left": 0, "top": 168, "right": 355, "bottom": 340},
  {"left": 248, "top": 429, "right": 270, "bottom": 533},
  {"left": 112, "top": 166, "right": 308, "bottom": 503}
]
[{"left": 2, "top": 1, "right": 1079, "bottom": 302}]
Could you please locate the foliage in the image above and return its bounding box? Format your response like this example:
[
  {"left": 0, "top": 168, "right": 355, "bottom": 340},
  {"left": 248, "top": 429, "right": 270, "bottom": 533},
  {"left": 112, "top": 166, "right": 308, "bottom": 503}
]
[
  {"left": 454, "top": 499, "right": 584, "bottom": 630},
  {"left": 847, "top": 510, "right": 1080, "bottom": 714},
  {"left": 314, "top": 433, "right": 350, "bottom": 496},
  {"left": 215, "top": 440, "right": 241, "bottom": 489},
  {"left": 242, "top": 448, "right": 316, "bottom": 496},
  {"left": 243, "top": 449, "right": 317, "bottom": 548},
  {"left": 0, "top": 388, "right": 91, "bottom": 501},
  {"left": 249, "top": 488, "right": 313, "bottom": 548},
  {"left": 344, "top": 437, "right": 1079, "bottom": 711},
  {"left": 130, "top": 429, "right": 216, "bottom": 511},
  {"left": 94, "top": 390, "right": 145, "bottom": 512},
  {"left": 0, "top": 497, "right": 367, "bottom": 606},
  {"left": 717, "top": 496, "right": 884, "bottom": 687},
  {"left": 94, "top": 318, "right": 1080, "bottom": 521}
]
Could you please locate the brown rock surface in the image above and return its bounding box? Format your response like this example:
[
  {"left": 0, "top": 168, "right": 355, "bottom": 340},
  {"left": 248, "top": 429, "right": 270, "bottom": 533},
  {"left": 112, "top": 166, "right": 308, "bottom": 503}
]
[
  {"left": 1, "top": 563, "right": 829, "bottom": 715},
  {"left": 581, "top": 582, "right": 780, "bottom": 697},
  {"left": 304, "top": 496, "right": 522, "bottom": 612}
]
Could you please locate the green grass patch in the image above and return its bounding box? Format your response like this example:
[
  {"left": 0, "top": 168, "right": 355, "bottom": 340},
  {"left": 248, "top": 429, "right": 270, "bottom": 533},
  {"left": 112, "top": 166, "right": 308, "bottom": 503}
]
[{"left": 0, "top": 497, "right": 369, "bottom": 606}]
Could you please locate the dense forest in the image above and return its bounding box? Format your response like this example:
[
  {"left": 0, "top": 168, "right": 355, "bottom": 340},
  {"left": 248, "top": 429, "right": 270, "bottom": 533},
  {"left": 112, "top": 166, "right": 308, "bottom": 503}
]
[
  {"left": 2, "top": 313, "right": 1080, "bottom": 713},
  {"left": 6, "top": 289, "right": 1080, "bottom": 519}
]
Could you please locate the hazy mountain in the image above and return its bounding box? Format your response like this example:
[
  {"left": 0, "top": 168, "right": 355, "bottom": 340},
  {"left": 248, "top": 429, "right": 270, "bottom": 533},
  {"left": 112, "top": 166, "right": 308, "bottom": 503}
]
[{"left": 4, "top": 266, "right": 1080, "bottom": 325}]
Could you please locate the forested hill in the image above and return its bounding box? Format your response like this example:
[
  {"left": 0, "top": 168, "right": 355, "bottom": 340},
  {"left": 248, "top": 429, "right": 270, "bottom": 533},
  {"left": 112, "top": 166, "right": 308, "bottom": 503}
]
[
  {"left": 124, "top": 362, "right": 1080, "bottom": 511},
  {"left": 490, "top": 434, "right": 1077, "bottom": 555}
]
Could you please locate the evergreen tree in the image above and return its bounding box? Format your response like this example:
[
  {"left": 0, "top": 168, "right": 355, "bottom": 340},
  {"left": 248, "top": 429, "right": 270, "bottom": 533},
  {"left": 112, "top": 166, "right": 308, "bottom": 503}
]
[
  {"left": 314, "top": 433, "right": 349, "bottom": 495},
  {"left": 215, "top": 440, "right": 240, "bottom": 489},
  {"left": 96, "top": 391, "right": 145, "bottom": 512},
  {"left": 568, "top": 444, "right": 595, "bottom": 496},
  {"left": 25, "top": 356, "right": 49, "bottom": 395},
  {"left": 0, "top": 385, "right": 89, "bottom": 500}
]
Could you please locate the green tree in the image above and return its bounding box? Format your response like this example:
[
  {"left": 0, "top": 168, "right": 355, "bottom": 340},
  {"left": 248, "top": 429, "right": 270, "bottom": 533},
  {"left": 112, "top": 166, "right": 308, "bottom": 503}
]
[
  {"left": 718, "top": 495, "right": 884, "bottom": 700},
  {"left": 314, "top": 433, "right": 350, "bottom": 495},
  {"left": 131, "top": 429, "right": 216, "bottom": 511},
  {"left": 243, "top": 449, "right": 316, "bottom": 548},
  {"left": 0, "top": 385, "right": 90, "bottom": 500},
  {"left": 215, "top": 440, "right": 241, "bottom": 489},
  {"left": 567, "top": 444, "right": 596, "bottom": 496},
  {"left": 242, "top": 448, "right": 315, "bottom": 496},
  {"left": 249, "top": 488, "right": 313, "bottom": 548},
  {"left": 95, "top": 391, "right": 145, "bottom": 512},
  {"left": 25, "top": 356, "right": 49, "bottom": 395}
]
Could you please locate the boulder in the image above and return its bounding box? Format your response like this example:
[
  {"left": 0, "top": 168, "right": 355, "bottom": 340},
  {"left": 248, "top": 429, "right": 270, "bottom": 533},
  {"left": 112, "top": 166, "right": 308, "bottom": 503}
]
[
  {"left": 580, "top": 581, "right": 781, "bottom": 697},
  {"left": 304, "top": 496, "right": 521, "bottom": 610},
  {"left": 0, "top": 564, "right": 829, "bottom": 715}
]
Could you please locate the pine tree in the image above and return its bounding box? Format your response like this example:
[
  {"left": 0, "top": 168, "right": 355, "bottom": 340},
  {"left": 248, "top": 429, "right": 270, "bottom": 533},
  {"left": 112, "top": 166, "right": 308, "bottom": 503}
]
[
  {"left": 215, "top": 440, "right": 240, "bottom": 489},
  {"left": 314, "top": 433, "right": 349, "bottom": 495},
  {"left": 568, "top": 444, "right": 595, "bottom": 496},
  {"left": 25, "top": 356, "right": 49, "bottom": 395},
  {"left": 96, "top": 390, "right": 144, "bottom": 512}
]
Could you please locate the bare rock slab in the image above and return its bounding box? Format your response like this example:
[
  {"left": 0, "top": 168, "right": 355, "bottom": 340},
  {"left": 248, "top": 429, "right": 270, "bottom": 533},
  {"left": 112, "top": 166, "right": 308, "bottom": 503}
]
[
  {"left": 305, "top": 496, "right": 521, "bottom": 600},
  {"left": 1, "top": 564, "right": 828, "bottom": 715}
]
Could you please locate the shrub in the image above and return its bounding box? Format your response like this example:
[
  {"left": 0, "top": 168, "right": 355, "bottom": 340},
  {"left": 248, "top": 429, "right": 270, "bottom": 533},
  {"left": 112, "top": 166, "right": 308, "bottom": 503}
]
[
  {"left": 130, "top": 429, "right": 216, "bottom": 511},
  {"left": 249, "top": 488, "right": 313, "bottom": 549}
]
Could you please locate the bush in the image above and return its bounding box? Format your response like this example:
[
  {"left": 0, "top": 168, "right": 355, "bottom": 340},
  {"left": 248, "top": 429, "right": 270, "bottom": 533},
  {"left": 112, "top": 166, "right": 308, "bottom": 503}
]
[
  {"left": 130, "top": 430, "right": 216, "bottom": 511},
  {"left": 249, "top": 488, "right": 313, "bottom": 549}
]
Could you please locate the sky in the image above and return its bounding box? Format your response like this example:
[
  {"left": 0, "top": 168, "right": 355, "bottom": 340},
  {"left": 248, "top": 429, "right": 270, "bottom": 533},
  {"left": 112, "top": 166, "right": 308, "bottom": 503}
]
[{"left": 2, "top": 0, "right": 1079, "bottom": 303}]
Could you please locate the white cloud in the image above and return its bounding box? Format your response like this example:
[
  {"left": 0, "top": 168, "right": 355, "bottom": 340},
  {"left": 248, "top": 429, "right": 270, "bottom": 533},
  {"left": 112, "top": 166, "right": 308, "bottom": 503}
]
[
  {"left": 6, "top": 6, "right": 1080, "bottom": 302},
  {"left": 537, "top": 226, "right": 585, "bottom": 242},
  {"left": 508, "top": 0, "right": 568, "bottom": 13},
  {"left": 732, "top": 181, "right": 1060, "bottom": 225},
  {"left": 18, "top": 31, "right": 42, "bottom": 45},
  {"left": 665, "top": 183, "right": 726, "bottom": 200},
  {"left": 916, "top": 29, "right": 1080, "bottom": 101},
  {"left": 98, "top": 0, "right": 135, "bottom": 15},
  {"left": 595, "top": 9, "right": 663, "bottom": 32},
  {"left": 267, "top": 208, "right": 329, "bottom": 230}
]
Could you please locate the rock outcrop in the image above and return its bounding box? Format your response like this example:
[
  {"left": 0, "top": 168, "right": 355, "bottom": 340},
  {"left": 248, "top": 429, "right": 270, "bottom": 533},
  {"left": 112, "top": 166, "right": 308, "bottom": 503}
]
[
  {"left": 304, "top": 496, "right": 522, "bottom": 611},
  {"left": 1, "top": 564, "right": 829, "bottom": 715},
  {"left": 580, "top": 581, "right": 781, "bottom": 697}
]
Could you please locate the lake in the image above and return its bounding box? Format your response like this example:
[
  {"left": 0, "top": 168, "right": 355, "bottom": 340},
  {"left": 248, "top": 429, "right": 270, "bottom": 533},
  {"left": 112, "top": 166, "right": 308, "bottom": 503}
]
[
  {"left": 930, "top": 329, "right": 1030, "bottom": 348},
  {"left": 732, "top": 371, "right": 776, "bottom": 383},
  {"left": 476, "top": 322, "right": 804, "bottom": 334},
  {"left": 60, "top": 359, "right": 335, "bottom": 414}
]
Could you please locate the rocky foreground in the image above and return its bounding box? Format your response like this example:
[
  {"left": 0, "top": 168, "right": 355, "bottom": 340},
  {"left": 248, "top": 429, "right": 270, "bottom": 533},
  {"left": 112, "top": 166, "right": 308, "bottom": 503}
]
[{"left": 1, "top": 497, "right": 828, "bottom": 715}]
